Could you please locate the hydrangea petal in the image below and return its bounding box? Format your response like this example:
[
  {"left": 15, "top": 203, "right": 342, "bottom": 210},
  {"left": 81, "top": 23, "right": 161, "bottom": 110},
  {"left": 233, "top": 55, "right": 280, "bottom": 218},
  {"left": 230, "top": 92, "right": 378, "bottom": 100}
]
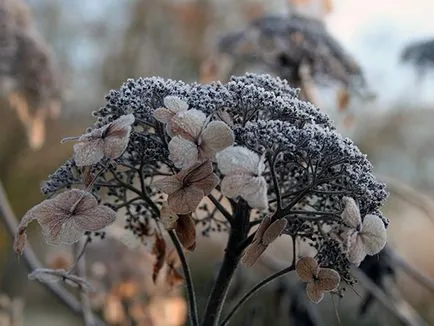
[
  {"left": 74, "top": 205, "right": 117, "bottom": 231},
  {"left": 193, "top": 174, "right": 220, "bottom": 195},
  {"left": 241, "top": 242, "right": 267, "bottom": 267},
  {"left": 317, "top": 268, "right": 340, "bottom": 291},
  {"left": 262, "top": 218, "right": 287, "bottom": 245},
  {"left": 153, "top": 176, "right": 183, "bottom": 195},
  {"left": 154, "top": 108, "right": 174, "bottom": 123},
  {"left": 240, "top": 176, "right": 268, "bottom": 209},
  {"left": 347, "top": 235, "right": 367, "bottom": 266},
  {"left": 296, "top": 257, "right": 318, "bottom": 282},
  {"left": 341, "top": 197, "right": 361, "bottom": 229},
  {"left": 168, "top": 187, "right": 204, "bottom": 215},
  {"left": 164, "top": 96, "right": 188, "bottom": 112},
  {"left": 306, "top": 283, "right": 324, "bottom": 303},
  {"left": 216, "top": 146, "right": 261, "bottom": 175},
  {"left": 220, "top": 174, "right": 252, "bottom": 198},
  {"left": 168, "top": 136, "right": 198, "bottom": 169},
  {"left": 171, "top": 109, "right": 206, "bottom": 140},
  {"left": 103, "top": 131, "right": 131, "bottom": 159},
  {"left": 200, "top": 121, "right": 234, "bottom": 157},
  {"left": 73, "top": 140, "right": 104, "bottom": 167},
  {"left": 360, "top": 214, "right": 387, "bottom": 255}
]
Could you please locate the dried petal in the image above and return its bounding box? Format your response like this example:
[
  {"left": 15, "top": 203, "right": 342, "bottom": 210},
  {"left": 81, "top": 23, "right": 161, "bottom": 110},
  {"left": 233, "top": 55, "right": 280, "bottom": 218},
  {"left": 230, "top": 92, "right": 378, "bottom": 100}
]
[
  {"left": 306, "top": 283, "right": 324, "bottom": 303},
  {"left": 316, "top": 268, "right": 340, "bottom": 291},
  {"left": 241, "top": 241, "right": 267, "bottom": 267},
  {"left": 170, "top": 109, "right": 206, "bottom": 140},
  {"left": 262, "top": 218, "right": 287, "bottom": 245},
  {"left": 360, "top": 214, "right": 387, "bottom": 255},
  {"left": 253, "top": 215, "right": 272, "bottom": 242},
  {"left": 73, "top": 140, "right": 104, "bottom": 167},
  {"left": 153, "top": 176, "right": 183, "bottom": 195},
  {"left": 296, "top": 257, "right": 318, "bottom": 282},
  {"left": 347, "top": 235, "right": 366, "bottom": 266},
  {"left": 175, "top": 214, "right": 196, "bottom": 251},
  {"left": 152, "top": 236, "right": 166, "bottom": 283},
  {"left": 216, "top": 146, "right": 262, "bottom": 175},
  {"left": 220, "top": 173, "right": 254, "bottom": 198},
  {"left": 200, "top": 121, "right": 234, "bottom": 157},
  {"left": 154, "top": 107, "right": 174, "bottom": 123},
  {"left": 160, "top": 203, "right": 179, "bottom": 230},
  {"left": 168, "top": 136, "right": 198, "bottom": 169},
  {"left": 168, "top": 187, "right": 203, "bottom": 215},
  {"left": 341, "top": 197, "right": 361, "bottom": 229},
  {"left": 239, "top": 176, "right": 268, "bottom": 209}
]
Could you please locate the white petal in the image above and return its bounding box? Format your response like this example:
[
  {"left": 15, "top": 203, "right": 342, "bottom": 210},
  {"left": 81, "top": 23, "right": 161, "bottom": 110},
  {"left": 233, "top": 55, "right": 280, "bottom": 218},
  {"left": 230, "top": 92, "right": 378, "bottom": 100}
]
[
  {"left": 170, "top": 109, "right": 206, "bottom": 140},
  {"left": 168, "top": 136, "right": 199, "bottom": 169},
  {"left": 360, "top": 214, "right": 387, "bottom": 255},
  {"left": 200, "top": 121, "right": 234, "bottom": 158},
  {"left": 73, "top": 140, "right": 104, "bottom": 167},
  {"left": 154, "top": 108, "right": 174, "bottom": 123},
  {"left": 164, "top": 96, "right": 188, "bottom": 112},
  {"left": 347, "top": 235, "right": 367, "bottom": 266},
  {"left": 220, "top": 174, "right": 253, "bottom": 198},
  {"left": 240, "top": 176, "right": 268, "bottom": 209},
  {"left": 216, "top": 146, "right": 261, "bottom": 175},
  {"left": 109, "top": 114, "right": 135, "bottom": 131},
  {"left": 341, "top": 197, "right": 361, "bottom": 229}
]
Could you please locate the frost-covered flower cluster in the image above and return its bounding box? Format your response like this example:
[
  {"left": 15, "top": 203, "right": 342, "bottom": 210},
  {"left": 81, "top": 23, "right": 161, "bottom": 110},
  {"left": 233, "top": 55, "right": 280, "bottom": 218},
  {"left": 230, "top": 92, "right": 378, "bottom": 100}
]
[{"left": 17, "top": 73, "right": 388, "bottom": 308}]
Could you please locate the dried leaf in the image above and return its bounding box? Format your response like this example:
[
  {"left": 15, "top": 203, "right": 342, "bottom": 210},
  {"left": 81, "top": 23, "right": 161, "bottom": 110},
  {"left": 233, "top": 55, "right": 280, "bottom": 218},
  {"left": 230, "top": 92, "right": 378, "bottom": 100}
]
[
  {"left": 152, "top": 236, "right": 166, "bottom": 283},
  {"left": 175, "top": 214, "right": 196, "bottom": 251}
]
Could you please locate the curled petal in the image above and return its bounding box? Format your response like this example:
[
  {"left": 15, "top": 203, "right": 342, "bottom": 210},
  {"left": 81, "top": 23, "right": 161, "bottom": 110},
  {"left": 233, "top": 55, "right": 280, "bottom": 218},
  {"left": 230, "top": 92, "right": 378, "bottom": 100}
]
[
  {"left": 168, "top": 187, "right": 204, "bottom": 215},
  {"left": 306, "top": 283, "right": 324, "bottom": 304},
  {"left": 360, "top": 214, "right": 387, "bottom": 255},
  {"left": 296, "top": 257, "right": 318, "bottom": 282},
  {"left": 317, "top": 268, "right": 340, "bottom": 291},
  {"left": 262, "top": 218, "right": 287, "bottom": 246},
  {"left": 171, "top": 109, "right": 206, "bottom": 140},
  {"left": 200, "top": 121, "right": 234, "bottom": 157},
  {"left": 216, "top": 146, "right": 262, "bottom": 175},
  {"left": 73, "top": 140, "right": 104, "bottom": 167},
  {"left": 347, "top": 235, "right": 367, "bottom": 266},
  {"left": 153, "top": 176, "right": 183, "bottom": 195},
  {"left": 341, "top": 197, "right": 361, "bottom": 229},
  {"left": 164, "top": 96, "right": 188, "bottom": 112},
  {"left": 241, "top": 241, "right": 268, "bottom": 267},
  {"left": 168, "top": 136, "right": 198, "bottom": 169},
  {"left": 175, "top": 214, "right": 196, "bottom": 251}
]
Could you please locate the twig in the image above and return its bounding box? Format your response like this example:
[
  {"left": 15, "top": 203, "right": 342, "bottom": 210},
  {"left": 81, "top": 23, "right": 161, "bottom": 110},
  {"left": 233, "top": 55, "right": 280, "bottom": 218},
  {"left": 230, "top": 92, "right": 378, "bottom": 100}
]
[
  {"left": 168, "top": 230, "right": 199, "bottom": 326},
  {"left": 220, "top": 265, "right": 294, "bottom": 326},
  {"left": 0, "top": 181, "right": 105, "bottom": 325},
  {"left": 75, "top": 240, "right": 96, "bottom": 326},
  {"left": 208, "top": 194, "right": 233, "bottom": 224}
]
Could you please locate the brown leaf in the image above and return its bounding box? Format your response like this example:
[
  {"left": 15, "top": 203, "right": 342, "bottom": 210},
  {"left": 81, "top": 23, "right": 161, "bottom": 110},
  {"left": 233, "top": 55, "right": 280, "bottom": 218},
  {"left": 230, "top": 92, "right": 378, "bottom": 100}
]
[
  {"left": 175, "top": 214, "right": 196, "bottom": 251},
  {"left": 152, "top": 235, "right": 166, "bottom": 283}
]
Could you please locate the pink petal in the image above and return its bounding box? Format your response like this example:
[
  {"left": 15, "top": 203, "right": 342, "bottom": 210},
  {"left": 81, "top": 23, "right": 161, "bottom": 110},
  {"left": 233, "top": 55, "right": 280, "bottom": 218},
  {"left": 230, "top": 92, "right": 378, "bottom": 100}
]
[
  {"left": 73, "top": 140, "right": 104, "bottom": 167},
  {"left": 168, "top": 187, "right": 204, "bottom": 215},
  {"left": 168, "top": 136, "right": 199, "bottom": 169},
  {"left": 170, "top": 109, "right": 206, "bottom": 140},
  {"left": 200, "top": 121, "right": 234, "bottom": 158}
]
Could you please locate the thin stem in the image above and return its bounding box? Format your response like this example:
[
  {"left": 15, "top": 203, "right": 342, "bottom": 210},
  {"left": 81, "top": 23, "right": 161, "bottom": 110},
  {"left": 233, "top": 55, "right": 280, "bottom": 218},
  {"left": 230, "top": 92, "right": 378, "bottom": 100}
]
[
  {"left": 267, "top": 152, "right": 282, "bottom": 211},
  {"left": 75, "top": 240, "right": 95, "bottom": 326},
  {"left": 168, "top": 230, "right": 199, "bottom": 326},
  {"left": 208, "top": 194, "right": 233, "bottom": 224},
  {"left": 0, "top": 181, "right": 105, "bottom": 326},
  {"left": 201, "top": 201, "right": 250, "bottom": 326},
  {"left": 67, "top": 237, "right": 91, "bottom": 274},
  {"left": 220, "top": 265, "right": 295, "bottom": 326}
]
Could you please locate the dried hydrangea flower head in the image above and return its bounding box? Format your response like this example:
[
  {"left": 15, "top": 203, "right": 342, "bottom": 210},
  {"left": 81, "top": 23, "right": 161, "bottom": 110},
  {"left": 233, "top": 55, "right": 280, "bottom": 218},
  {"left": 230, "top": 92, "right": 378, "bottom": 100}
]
[
  {"left": 217, "top": 146, "right": 268, "bottom": 209},
  {"left": 0, "top": 0, "right": 61, "bottom": 150},
  {"left": 167, "top": 109, "right": 234, "bottom": 168},
  {"left": 242, "top": 216, "right": 288, "bottom": 267},
  {"left": 296, "top": 256, "right": 340, "bottom": 303},
  {"left": 61, "top": 113, "right": 135, "bottom": 166},
  {"left": 39, "top": 73, "right": 388, "bottom": 307},
  {"left": 340, "top": 197, "right": 387, "bottom": 266},
  {"left": 14, "top": 189, "right": 117, "bottom": 254},
  {"left": 153, "top": 161, "right": 219, "bottom": 215}
]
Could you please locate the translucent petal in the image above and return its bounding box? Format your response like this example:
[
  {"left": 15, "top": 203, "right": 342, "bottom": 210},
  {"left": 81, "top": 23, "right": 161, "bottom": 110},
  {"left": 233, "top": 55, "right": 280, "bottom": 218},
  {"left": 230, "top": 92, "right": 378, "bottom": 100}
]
[
  {"left": 103, "top": 130, "right": 131, "bottom": 159},
  {"left": 216, "top": 146, "right": 261, "bottom": 175},
  {"left": 164, "top": 96, "right": 188, "bottom": 112},
  {"left": 107, "top": 114, "right": 135, "bottom": 134},
  {"left": 168, "top": 136, "right": 198, "bottom": 169},
  {"left": 360, "top": 214, "right": 387, "bottom": 255},
  {"left": 41, "top": 218, "right": 85, "bottom": 245},
  {"left": 220, "top": 174, "right": 253, "bottom": 198},
  {"left": 306, "top": 283, "right": 324, "bottom": 304},
  {"left": 200, "top": 121, "right": 234, "bottom": 157},
  {"left": 170, "top": 109, "right": 206, "bottom": 140},
  {"left": 317, "top": 268, "right": 340, "bottom": 291},
  {"left": 168, "top": 187, "right": 204, "bottom": 215},
  {"left": 296, "top": 257, "right": 318, "bottom": 282},
  {"left": 241, "top": 242, "right": 267, "bottom": 267},
  {"left": 347, "top": 235, "right": 367, "bottom": 266},
  {"left": 153, "top": 176, "right": 183, "bottom": 195},
  {"left": 240, "top": 176, "right": 268, "bottom": 209},
  {"left": 341, "top": 197, "right": 361, "bottom": 229},
  {"left": 181, "top": 160, "right": 213, "bottom": 184},
  {"left": 262, "top": 218, "right": 287, "bottom": 246},
  {"left": 73, "top": 140, "right": 104, "bottom": 167},
  {"left": 193, "top": 174, "right": 219, "bottom": 195},
  {"left": 154, "top": 108, "right": 174, "bottom": 123},
  {"left": 74, "top": 205, "right": 117, "bottom": 231}
]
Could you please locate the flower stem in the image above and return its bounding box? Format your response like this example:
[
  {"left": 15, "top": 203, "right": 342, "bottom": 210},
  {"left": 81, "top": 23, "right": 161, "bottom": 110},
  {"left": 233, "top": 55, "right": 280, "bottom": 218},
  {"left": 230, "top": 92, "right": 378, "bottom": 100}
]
[
  {"left": 168, "top": 230, "right": 199, "bottom": 326},
  {"left": 220, "top": 265, "right": 294, "bottom": 326},
  {"left": 201, "top": 201, "right": 250, "bottom": 326}
]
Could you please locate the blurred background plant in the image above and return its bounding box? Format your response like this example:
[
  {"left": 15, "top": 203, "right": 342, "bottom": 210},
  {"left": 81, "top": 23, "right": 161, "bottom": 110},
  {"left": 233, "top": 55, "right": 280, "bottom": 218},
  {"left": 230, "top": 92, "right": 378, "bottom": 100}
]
[{"left": 1, "top": 0, "right": 434, "bottom": 325}]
